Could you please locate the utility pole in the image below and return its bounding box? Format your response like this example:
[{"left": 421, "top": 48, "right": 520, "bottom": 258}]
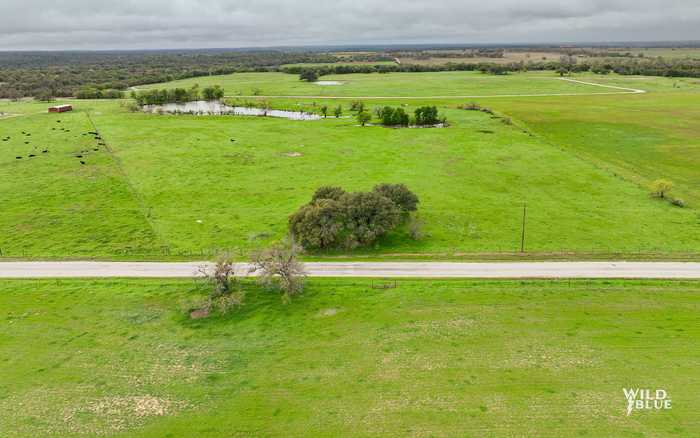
[{"left": 520, "top": 203, "right": 527, "bottom": 253}]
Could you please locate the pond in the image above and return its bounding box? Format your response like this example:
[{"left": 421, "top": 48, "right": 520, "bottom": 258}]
[{"left": 142, "top": 101, "right": 321, "bottom": 120}]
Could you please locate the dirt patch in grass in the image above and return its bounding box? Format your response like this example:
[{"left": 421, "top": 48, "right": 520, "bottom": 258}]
[
  {"left": 223, "top": 152, "right": 255, "bottom": 165},
  {"left": 0, "top": 388, "right": 189, "bottom": 436},
  {"left": 394, "top": 317, "right": 476, "bottom": 340},
  {"left": 190, "top": 308, "right": 210, "bottom": 319},
  {"left": 88, "top": 395, "right": 178, "bottom": 418},
  {"left": 317, "top": 307, "right": 340, "bottom": 317},
  {"left": 495, "top": 344, "right": 597, "bottom": 371},
  {"left": 62, "top": 395, "right": 189, "bottom": 435}
]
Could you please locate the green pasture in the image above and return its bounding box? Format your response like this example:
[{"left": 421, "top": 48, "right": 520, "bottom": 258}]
[
  {"left": 0, "top": 103, "right": 159, "bottom": 257},
  {"left": 1, "top": 279, "right": 698, "bottom": 436},
  {"left": 481, "top": 74, "right": 700, "bottom": 206},
  {"left": 1, "top": 71, "right": 699, "bottom": 259},
  {"left": 136, "top": 71, "right": 618, "bottom": 97}
]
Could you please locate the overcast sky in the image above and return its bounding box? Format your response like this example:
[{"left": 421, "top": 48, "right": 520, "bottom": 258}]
[{"left": 1, "top": 0, "right": 698, "bottom": 50}]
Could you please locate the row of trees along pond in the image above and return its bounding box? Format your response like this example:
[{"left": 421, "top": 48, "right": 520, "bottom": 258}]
[
  {"left": 355, "top": 105, "right": 445, "bottom": 127},
  {"left": 131, "top": 85, "right": 225, "bottom": 106}
]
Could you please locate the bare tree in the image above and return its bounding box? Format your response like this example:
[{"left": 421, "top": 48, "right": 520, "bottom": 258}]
[
  {"left": 250, "top": 239, "right": 306, "bottom": 303},
  {"left": 194, "top": 253, "right": 244, "bottom": 317},
  {"left": 558, "top": 54, "right": 576, "bottom": 76}
]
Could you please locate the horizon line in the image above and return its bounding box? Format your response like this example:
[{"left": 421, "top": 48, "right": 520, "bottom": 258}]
[{"left": 1, "top": 39, "right": 700, "bottom": 53}]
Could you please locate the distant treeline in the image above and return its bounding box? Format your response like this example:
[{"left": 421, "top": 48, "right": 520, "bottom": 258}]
[
  {"left": 1, "top": 49, "right": 699, "bottom": 100},
  {"left": 75, "top": 88, "right": 124, "bottom": 99},
  {"left": 0, "top": 50, "right": 385, "bottom": 100},
  {"left": 131, "top": 85, "right": 224, "bottom": 106},
  {"left": 282, "top": 58, "right": 700, "bottom": 78},
  {"left": 390, "top": 48, "right": 506, "bottom": 60}
]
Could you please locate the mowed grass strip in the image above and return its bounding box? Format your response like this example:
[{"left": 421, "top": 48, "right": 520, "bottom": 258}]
[
  {"left": 1, "top": 279, "right": 698, "bottom": 436},
  {"left": 0, "top": 102, "right": 160, "bottom": 257},
  {"left": 137, "top": 71, "right": 617, "bottom": 97}
]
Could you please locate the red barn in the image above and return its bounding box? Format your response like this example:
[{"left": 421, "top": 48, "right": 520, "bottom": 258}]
[{"left": 49, "top": 104, "right": 73, "bottom": 113}]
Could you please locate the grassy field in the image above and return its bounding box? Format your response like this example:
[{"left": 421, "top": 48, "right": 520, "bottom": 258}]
[
  {"left": 481, "top": 73, "right": 700, "bottom": 206},
  {"left": 1, "top": 71, "right": 699, "bottom": 259},
  {"left": 2, "top": 97, "right": 699, "bottom": 259},
  {"left": 1, "top": 278, "right": 698, "bottom": 436},
  {"left": 0, "top": 103, "right": 159, "bottom": 257},
  {"left": 136, "top": 71, "right": 619, "bottom": 97}
]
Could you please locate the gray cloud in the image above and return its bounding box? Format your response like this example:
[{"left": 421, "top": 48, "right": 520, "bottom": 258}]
[{"left": 0, "top": 0, "right": 698, "bottom": 50}]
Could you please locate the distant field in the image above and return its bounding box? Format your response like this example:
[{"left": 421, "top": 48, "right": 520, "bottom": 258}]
[
  {"left": 137, "top": 71, "right": 621, "bottom": 98},
  {"left": 2, "top": 278, "right": 699, "bottom": 436},
  {"left": 481, "top": 73, "right": 700, "bottom": 206},
  {"left": 396, "top": 47, "right": 700, "bottom": 64},
  {"left": 280, "top": 61, "right": 396, "bottom": 68},
  {"left": 397, "top": 50, "right": 563, "bottom": 65},
  {"left": 606, "top": 47, "right": 700, "bottom": 60}
]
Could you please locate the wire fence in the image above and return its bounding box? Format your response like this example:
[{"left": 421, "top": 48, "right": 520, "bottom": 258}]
[
  {"left": 1, "top": 204, "right": 698, "bottom": 259},
  {"left": 2, "top": 245, "right": 699, "bottom": 260}
]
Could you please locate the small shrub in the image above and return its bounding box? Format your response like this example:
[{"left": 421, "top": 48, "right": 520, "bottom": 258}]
[
  {"left": 461, "top": 102, "right": 482, "bottom": 111},
  {"left": 414, "top": 106, "right": 440, "bottom": 126},
  {"left": 670, "top": 198, "right": 685, "bottom": 208},
  {"left": 124, "top": 101, "right": 140, "bottom": 112},
  {"left": 211, "top": 291, "right": 246, "bottom": 315},
  {"left": 408, "top": 215, "right": 426, "bottom": 240},
  {"left": 350, "top": 101, "right": 365, "bottom": 112},
  {"left": 650, "top": 179, "right": 673, "bottom": 198},
  {"left": 357, "top": 110, "right": 372, "bottom": 126},
  {"left": 460, "top": 103, "right": 494, "bottom": 115}
]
